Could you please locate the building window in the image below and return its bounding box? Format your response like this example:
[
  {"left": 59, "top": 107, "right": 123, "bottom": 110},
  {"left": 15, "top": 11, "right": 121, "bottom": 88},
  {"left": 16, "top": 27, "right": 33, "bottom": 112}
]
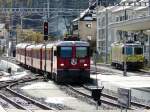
[
  {"left": 116, "top": 17, "right": 119, "bottom": 22},
  {"left": 86, "top": 23, "right": 92, "bottom": 28},
  {"left": 98, "top": 18, "right": 101, "bottom": 27},
  {"left": 120, "top": 16, "right": 123, "bottom": 21},
  {"left": 87, "top": 36, "right": 92, "bottom": 40},
  {"left": 102, "top": 17, "right": 105, "bottom": 26}
]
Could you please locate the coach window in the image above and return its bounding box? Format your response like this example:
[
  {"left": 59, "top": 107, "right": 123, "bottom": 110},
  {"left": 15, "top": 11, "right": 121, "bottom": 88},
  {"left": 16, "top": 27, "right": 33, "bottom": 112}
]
[
  {"left": 37, "top": 50, "right": 39, "bottom": 58},
  {"left": 35, "top": 50, "right": 37, "bottom": 58},
  {"left": 60, "top": 47, "right": 72, "bottom": 58},
  {"left": 76, "top": 47, "right": 87, "bottom": 58},
  {"left": 34, "top": 50, "right": 36, "bottom": 58},
  {"left": 29, "top": 50, "right": 31, "bottom": 57}
]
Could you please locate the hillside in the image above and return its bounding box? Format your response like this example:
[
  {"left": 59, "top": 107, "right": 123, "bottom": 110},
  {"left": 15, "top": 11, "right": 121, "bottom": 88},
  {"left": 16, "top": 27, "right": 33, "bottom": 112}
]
[{"left": 0, "top": 0, "right": 120, "bottom": 37}]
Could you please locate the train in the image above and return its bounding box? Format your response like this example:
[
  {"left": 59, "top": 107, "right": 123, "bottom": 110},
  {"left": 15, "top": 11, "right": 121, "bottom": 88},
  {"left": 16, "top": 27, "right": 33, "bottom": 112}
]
[
  {"left": 111, "top": 42, "right": 144, "bottom": 69},
  {"left": 16, "top": 41, "right": 92, "bottom": 83}
]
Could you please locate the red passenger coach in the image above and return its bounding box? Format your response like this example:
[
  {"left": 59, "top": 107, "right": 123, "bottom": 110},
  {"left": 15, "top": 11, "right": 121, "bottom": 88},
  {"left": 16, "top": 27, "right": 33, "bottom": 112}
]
[
  {"left": 26, "top": 45, "right": 35, "bottom": 68},
  {"left": 16, "top": 43, "right": 31, "bottom": 65},
  {"left": 16, "top": 41, "right": 92, "bottom": 83}
]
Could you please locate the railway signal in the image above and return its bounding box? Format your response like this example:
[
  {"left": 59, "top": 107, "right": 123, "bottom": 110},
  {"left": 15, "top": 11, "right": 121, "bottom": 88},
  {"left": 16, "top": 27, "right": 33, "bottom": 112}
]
[
  {"left": 43, "top": 21, "right": 48, "bottom": 41},
  {"left": 91, "top": 87, "right": 104, "bottom": 110}
]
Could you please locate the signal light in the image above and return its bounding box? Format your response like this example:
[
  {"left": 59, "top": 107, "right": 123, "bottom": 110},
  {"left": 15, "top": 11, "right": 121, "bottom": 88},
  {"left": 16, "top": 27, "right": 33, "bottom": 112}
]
[{"left": 44, "top": 22, "right": 48, "bottom": 41}]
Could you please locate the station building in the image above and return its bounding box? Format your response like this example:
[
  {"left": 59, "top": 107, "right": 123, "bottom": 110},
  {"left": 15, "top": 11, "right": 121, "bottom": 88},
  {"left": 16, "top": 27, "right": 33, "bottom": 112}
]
[{"left": 97, "top": 0, "right": 150, "bottom": 66}]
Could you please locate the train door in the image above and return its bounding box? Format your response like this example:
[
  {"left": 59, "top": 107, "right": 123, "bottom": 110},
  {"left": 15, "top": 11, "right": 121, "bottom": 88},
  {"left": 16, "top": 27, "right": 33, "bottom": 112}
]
[
  {"left": 30, "top": 48, "right": 33, "bottom": 66},
  {"left": 25, "top": 46, "right": 28, "bottom": 65},
  {"left": 19, "top": 49, "right": 21, "bottom": 62},
  {"left": 40, "top": 47, "right": 43, "bottom": 70}
]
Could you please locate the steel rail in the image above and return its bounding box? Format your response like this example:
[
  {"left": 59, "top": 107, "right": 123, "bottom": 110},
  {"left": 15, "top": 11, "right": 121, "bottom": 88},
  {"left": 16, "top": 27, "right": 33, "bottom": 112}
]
[
  {"left": 83, "top": 85, "right": 150, "bottom": 109},
  {"left": 67, "top": 85, "right": 123, "bottom": 108},
  {"left": 6, "top": 80, "right": 55, "bottom": 110},
  {"left": 0, "top": 93, "right": 30, "bottom": 110}
]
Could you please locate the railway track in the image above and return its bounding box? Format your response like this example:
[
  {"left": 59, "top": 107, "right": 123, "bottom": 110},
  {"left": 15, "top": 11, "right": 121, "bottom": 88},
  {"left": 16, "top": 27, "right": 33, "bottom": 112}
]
[
  {"left": 8, "top": 80, "right": 72, "bottom": 110},
  {"left": 66, "top": 85, "right": 123, "bottom": 108},
  {"left": 0, "top": 58, "right": 71, "bottom": 111},
  {"left": 67, "top": 84, "right": 150, "bottom": 110},
  {"left": 0, "top": 77, "right": 56, "bottom": 111},
  {"left": 2, "top": 56, "right": 150, "bottom": 110}
]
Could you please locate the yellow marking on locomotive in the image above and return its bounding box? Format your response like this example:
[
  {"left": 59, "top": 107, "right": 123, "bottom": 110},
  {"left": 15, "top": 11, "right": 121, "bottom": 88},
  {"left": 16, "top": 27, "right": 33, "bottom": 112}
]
[{"left": 126, "top": 55, "right": 144, "bottom": 62}]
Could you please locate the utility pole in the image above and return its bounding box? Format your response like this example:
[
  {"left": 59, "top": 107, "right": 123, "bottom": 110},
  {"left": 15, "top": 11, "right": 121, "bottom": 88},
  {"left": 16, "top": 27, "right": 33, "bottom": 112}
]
[
  {"left": 123, "top": 32, "right": 127, "bottom": 76},
  {"left": 123, "top": 4, "right": 127, "bottom": 76},
  {"left": 43, "top": 0, "right": 49, "bottom": 80},
  {"left": 21, "top": 15, "right": 23, "bottom": 31},
  {"left": 20, "top": 12, "right": 23, "bottom": 42},
  {"left": 96, "top": 0, "right": 99, "bottom": 53},
  {"left": 47, "top": 0, "right": 50, "bottom": 19},
  {"left": 105, "top": 7, "right": 108, "bottom": 64},
  {"left": 148, "top": 0, "right": 150, "bottom": 15}
]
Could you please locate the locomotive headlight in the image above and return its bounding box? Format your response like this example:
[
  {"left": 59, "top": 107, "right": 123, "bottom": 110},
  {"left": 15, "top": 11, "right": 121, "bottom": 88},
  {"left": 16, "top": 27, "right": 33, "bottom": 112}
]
[
  {"left": 84, "top": 64, "right": 87, "bottom": 67},
  {"left": 60, "top": 63, "right": 64, "bottom": 66}
]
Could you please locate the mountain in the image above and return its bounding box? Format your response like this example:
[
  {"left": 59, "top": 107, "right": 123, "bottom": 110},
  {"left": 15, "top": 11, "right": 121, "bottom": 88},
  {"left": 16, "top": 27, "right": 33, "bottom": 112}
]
[{"left": 1, "top": 0, "right": 121, "bottom": 37}]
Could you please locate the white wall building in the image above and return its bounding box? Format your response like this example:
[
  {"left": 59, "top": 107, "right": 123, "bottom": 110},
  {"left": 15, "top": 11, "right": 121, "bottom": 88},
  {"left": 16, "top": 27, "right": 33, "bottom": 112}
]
[
  {"left": 0, "top": 24, "right": 8, "bottom": 46},
  {"left": 97, "top": 0, "right": 150, "bottom": 65},
  {"left": 0, "top": 24, "right": 8, "bottom": 54}
]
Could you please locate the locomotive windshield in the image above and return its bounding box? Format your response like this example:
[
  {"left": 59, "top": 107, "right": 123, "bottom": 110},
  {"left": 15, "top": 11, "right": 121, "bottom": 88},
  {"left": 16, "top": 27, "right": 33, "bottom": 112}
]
[
  {"left": 60, "top": 47, "right": 72, "bottom": 58},
  {"left": 123, "top": 47, "right": 133, "bottom": 55},
  {"left": 126, "top": 47, "right": 133, "bottom": 55},
  {"left": 76, "top": 47, "right": 87, "bottom": 58},
  {"left": 123, "top": 46, "right": 143, "bottom": 55},
  {"left": 134, "top": 47, "right": 143, "bottom": 54}
]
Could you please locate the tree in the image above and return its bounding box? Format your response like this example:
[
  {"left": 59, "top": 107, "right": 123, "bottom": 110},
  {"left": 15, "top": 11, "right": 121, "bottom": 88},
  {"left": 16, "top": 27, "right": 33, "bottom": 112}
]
[
  {"left": 16, "top": 25, "right": 43, "bottom": 43},
  {"left": 0, "top": 0, "right": 33, "bottom": 8}
]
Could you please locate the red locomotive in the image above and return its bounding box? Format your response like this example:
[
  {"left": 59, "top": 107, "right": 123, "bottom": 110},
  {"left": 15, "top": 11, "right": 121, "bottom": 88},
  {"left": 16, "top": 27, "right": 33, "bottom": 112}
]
[{"left": 16, "top": 41, "right": 92, "bottom": 83}]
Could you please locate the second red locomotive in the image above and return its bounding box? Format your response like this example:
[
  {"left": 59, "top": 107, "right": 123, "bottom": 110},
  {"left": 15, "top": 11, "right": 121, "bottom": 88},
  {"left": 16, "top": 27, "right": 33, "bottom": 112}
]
[{"left": 16, "top": 41, "right": 92, "bottom": 83}]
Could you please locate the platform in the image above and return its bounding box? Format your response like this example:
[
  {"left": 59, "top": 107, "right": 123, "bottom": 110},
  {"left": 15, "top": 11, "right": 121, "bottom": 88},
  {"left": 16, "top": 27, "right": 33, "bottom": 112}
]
[
  {"left": 21, "top": 81, "right": 96, "bottom": 111},
  {"left": 91, "top": 65, "right": 150, "bottom": 105}
]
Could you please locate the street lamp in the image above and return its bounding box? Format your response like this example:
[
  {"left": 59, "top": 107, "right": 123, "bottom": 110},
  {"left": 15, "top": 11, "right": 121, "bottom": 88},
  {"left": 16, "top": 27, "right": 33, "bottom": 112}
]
[{"left": 123, "top": 32, "right": 127, "bottom": 76}]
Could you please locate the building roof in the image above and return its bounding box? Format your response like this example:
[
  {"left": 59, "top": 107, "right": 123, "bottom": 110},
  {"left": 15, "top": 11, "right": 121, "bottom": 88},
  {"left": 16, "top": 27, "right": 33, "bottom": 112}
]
[
  {"left": 120, "top": 0, "right": 138, "bottom": 3},
  {"left": 98, "top": 0, "right": 148, "bottom": 13},
  {"left": 73, "top": 18, "right": 79, "bottom": 22},
  {"left": 112, "top": 6, "right": 132, "bottom": 13}
]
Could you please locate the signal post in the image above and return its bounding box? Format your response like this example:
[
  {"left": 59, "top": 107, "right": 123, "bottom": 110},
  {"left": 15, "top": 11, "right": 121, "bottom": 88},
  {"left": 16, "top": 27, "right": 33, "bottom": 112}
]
[{"left": 43, "top": 21, "right": 48, "bottom": 79}]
